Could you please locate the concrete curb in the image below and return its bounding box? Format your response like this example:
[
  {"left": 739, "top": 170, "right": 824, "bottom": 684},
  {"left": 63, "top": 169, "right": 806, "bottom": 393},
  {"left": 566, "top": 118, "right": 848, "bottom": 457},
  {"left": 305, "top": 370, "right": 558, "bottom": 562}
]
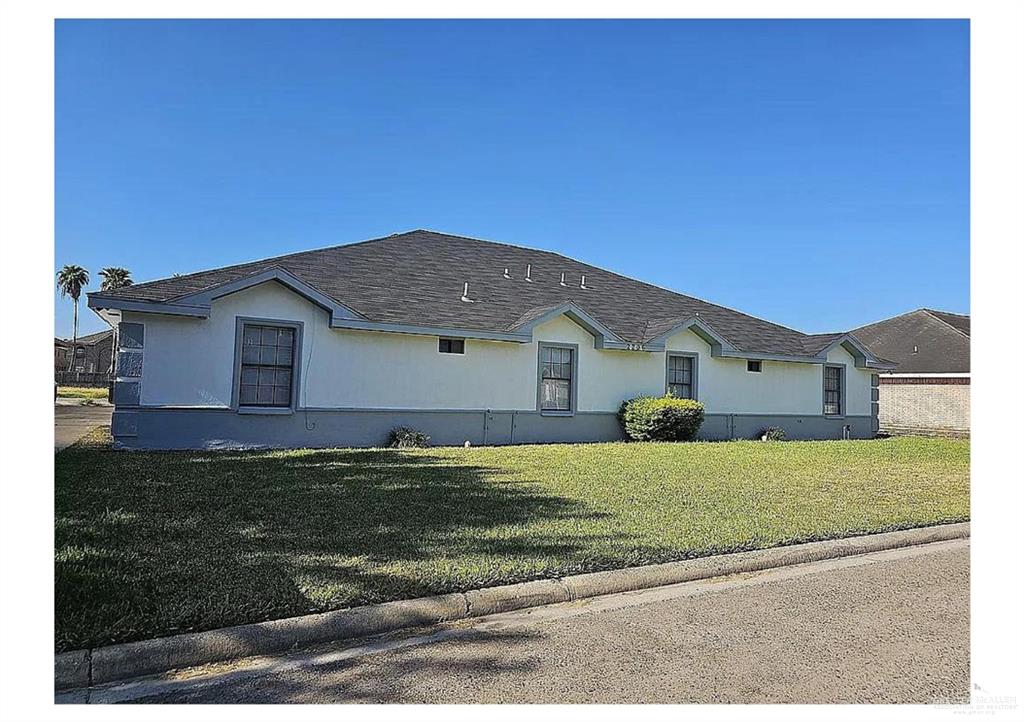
[{"left": 56, "top": 521, "right": 969, "bottom": 690}]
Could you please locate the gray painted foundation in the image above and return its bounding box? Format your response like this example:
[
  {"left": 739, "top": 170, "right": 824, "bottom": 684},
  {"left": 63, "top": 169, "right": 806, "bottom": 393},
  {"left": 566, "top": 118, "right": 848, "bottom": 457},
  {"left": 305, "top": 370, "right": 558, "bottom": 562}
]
[{"left": 111, "top": 407, "right": 875, "bottom": 450}]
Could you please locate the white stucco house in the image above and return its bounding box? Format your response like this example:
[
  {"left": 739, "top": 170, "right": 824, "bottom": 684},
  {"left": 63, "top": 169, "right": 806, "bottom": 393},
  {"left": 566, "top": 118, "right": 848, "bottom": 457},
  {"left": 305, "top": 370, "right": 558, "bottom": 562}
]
[{"left": 87, "top": 230, "right": 894, "bottom": 449}]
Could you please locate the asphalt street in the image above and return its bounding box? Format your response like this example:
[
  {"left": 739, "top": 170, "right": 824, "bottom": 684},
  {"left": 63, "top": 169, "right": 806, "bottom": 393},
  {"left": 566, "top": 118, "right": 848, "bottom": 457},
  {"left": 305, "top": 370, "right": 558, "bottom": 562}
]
[
  {"left": 54, "top": 404, "right": 112, "bottom": 451},
  {"left": 81, "top": 538, "right": 969, "bottom": 704}
]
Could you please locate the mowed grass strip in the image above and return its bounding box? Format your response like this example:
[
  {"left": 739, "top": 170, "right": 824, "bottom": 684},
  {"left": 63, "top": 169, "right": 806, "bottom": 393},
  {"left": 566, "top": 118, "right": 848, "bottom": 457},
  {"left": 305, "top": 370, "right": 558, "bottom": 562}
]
[
  {"left": 55, "top": 431, "right": 969, "bottom": 651},
  {"left": 56, "top": 386, "right": 109, "bottom": 399}
]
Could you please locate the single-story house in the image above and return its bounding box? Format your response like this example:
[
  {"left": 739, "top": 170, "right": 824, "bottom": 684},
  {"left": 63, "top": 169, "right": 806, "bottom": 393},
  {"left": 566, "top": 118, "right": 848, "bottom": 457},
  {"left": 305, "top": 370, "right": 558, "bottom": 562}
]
[
  {"left": 87, "top": 230, "right": 894, "bottom": 450},
  {"left": 54, "top": 329, "right": 114, "bottom": 375},
  {"left": 852, "top": 308, "right": 970, "bottom": 437}
]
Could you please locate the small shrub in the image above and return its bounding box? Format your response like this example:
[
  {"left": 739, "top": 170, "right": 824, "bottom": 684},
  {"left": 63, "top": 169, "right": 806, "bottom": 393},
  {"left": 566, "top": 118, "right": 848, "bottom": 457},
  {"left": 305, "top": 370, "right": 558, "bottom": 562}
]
[
  {"left": 386, "top": 426, "right": 431, "bottom": 448},
  {"left": 760, "top": 426, "right": 786, "bottom": 442},
  {"left": 618, "top": 395, "right": 705, "bottom": 441}
]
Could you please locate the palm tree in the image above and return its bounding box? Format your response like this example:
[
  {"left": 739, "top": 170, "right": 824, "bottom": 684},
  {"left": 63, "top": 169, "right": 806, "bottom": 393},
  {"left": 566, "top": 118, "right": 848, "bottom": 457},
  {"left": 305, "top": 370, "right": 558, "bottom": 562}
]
[
  {"left": 97, "top": 267, "right": 133, "bottom": 373},
  {"left": 57, "top": 265, "right": 90, "bottom": 372},
  {"left": 98, "top": 266, "right": 133, "bottom": 291}
]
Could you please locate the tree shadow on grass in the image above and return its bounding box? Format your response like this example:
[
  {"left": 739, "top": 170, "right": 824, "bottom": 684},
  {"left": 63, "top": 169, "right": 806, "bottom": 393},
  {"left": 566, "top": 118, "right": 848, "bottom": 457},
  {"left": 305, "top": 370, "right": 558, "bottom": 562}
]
[{"left": 55, "top": 446, "right": 638, "bottom": 651}]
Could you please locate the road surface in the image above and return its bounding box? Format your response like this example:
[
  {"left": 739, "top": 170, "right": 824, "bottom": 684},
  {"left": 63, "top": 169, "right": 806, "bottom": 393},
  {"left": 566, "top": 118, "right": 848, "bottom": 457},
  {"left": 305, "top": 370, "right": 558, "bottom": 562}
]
[
  {"left": 55, "top": 404, "right": 112, "bottom": 451},
  {"left": 77, "top": 538, "right": 969, "bottom": 704}
]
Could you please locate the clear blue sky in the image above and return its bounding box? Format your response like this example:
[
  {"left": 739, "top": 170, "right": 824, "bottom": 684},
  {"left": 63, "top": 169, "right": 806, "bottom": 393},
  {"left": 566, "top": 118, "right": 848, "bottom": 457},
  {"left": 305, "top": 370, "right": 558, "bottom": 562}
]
[{"left": 55, "top": 19, "right": 969, "bottom": 338}]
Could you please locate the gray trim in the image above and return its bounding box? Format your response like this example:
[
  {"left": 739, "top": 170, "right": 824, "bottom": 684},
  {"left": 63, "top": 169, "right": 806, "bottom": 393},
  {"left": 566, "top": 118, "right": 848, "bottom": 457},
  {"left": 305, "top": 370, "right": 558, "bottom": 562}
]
[
  {"left": 175, "top": 267, "right": 365, "bottom": 321},
  {"left": 536, "top": 341, "right": 579, "bottom": 416},
  {"left": 118, "top": 322, "right": 145, "bottom": 349},
  {"left": 112, "top": 381, "right": 140, "bottom": 407},
  {"left": 330, "top": 317, "right": 532, "bottom": 344},
  {"left": 665, "top": 351, "right": 699, "bottom": 400},
  {"left": 511, "top": 302, "right": 626, "bottom": 349},
  {"left": 818, "top": 334, "right": 897, "bottom": 370},
  {"left": 644, "top": 316, "right": 732, "bottom": 353},
  {"left": 717, "top": 349, "right": 823, "bottom": 364},
  {"left": 87, "top": 295, "right": 210, "bottom": 318},
  {"left": 230, "top": 316, "right": 304, "bottom": 414},
  {"left": 109, "top": 407, "right": 877, "bottom": 449},
  {"left": 823, "top": 363, "right": 846, "bottom": 418}
]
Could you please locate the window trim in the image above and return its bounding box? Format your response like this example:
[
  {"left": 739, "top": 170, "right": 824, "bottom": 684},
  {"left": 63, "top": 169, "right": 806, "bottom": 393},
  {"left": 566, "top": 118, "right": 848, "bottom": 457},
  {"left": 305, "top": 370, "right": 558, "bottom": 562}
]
[
  {"left": 438, "top": 337, "right": 466, "bottom": 355},
  {"left": 823, "top": 363, "right": 846, "bottom": 418},
  {"left": 747, "top": 359, "right": 762, "bottom": 373},
  {"left": 231, "top": 316, "right": 304, "bottom": 415},
  {"left": 536, "top": 341, "right": 578, "bottom": 416},
  {"left": 665, "top": 352, "right": 699, "bottom": 400}
]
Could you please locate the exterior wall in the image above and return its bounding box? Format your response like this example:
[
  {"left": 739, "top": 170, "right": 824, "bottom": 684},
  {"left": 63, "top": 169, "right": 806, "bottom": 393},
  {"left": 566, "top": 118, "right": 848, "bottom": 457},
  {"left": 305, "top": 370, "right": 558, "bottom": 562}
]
[
  {"left": 877, "top": 377, "right": 970, "bottom": 436},
  {"left": 116, "top": 280, "right": 876, "bottom": 448}
]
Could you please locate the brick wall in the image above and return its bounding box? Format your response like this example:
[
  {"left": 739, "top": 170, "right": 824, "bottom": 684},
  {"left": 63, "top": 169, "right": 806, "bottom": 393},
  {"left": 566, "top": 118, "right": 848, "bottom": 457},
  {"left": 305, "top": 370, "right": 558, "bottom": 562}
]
[{"left": 877, "top": 377, "right": 970, "bottom": 436}]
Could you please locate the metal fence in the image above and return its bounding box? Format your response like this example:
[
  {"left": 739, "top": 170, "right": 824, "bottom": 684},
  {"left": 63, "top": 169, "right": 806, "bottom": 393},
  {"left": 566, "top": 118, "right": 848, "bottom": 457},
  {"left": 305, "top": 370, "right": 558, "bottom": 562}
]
[{"left": 55, "top": 371, "right": 111, "bottom": 388}]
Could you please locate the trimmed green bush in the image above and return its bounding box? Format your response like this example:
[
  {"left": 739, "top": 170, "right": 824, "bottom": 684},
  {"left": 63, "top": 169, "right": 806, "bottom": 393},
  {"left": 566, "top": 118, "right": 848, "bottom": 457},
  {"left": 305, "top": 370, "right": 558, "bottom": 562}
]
[
  {"left": 760, "top": 426, "right": 787, "bottom": 441},
  {"left": 618, "top": 394, "right": 706, "bottom": 441},
  {"left": 386, "top": 426, "right": 431, "bottom": 448}
]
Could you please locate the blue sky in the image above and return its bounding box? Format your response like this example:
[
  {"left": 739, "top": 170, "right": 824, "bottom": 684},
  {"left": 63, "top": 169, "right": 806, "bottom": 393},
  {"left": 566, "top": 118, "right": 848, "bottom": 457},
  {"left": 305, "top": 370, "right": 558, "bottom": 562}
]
[{"left": 55, "top": 19, "right": 969, "bottom": 338}]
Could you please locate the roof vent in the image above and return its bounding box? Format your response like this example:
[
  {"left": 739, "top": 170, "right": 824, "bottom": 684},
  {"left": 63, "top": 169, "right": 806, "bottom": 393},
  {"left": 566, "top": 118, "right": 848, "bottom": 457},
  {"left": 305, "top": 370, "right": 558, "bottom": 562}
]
[
  {"left": 460, "top": 282, "right": 474, "bottom": 303},
  {"left": 525, "top": 264, "right": 533, "bottom": 283},
  {"left": 502, "top": 267, "right": 512, "bottom": 279},
  {"left": 580, "top": 274, "right": 588, "bottom": 289},
  {"left": 559, "top": 272, "right": 567, "bottom": 287},
  {"left": 912, "top": 345, "right": 918, "bottom": 354}
]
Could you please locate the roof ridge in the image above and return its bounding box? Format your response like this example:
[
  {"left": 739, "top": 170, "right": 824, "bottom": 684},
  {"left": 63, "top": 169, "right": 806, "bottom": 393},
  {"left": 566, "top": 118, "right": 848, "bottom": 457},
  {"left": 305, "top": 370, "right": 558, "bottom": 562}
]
[
  {"left": 921, "top": 308, "right": 971, "bottom": 338},
  {"left": 413, "top": 228, "right": 814, "bottom": 341},
  {"left": 850, "top": 307, "right": 933, "bottom": 333}
]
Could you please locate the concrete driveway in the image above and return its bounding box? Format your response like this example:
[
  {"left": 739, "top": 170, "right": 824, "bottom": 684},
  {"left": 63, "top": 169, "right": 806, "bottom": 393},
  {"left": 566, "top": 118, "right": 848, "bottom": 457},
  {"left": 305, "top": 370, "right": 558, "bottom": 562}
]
[
  {"left": 55, "top": 404, "right": 112, "bottom": 451},
  {"left": 84, "top": 538, "right": 969, "bottom": 704}
]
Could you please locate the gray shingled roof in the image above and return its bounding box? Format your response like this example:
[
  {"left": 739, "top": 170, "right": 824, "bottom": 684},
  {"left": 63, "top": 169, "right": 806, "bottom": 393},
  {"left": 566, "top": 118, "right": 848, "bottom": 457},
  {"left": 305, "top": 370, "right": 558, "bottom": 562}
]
[
  {"left": 852, "top": 309, "right": 970, "bottom": 374},
  {"left": 57, "top": 329, "right": 113, "bottom": 346},
  {"left": 97, "top": 229, "right": 853, "bottom": 357}
]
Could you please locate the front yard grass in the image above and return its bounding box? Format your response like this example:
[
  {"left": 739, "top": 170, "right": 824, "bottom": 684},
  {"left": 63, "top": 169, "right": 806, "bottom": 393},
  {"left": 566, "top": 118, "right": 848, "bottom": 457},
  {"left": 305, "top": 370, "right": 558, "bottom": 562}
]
[
  {"left": 56, "top": 386, "right": 108, "bottom": 400},
  {"left": 55, "top": 432, "right": 969, "bottom": 651}
]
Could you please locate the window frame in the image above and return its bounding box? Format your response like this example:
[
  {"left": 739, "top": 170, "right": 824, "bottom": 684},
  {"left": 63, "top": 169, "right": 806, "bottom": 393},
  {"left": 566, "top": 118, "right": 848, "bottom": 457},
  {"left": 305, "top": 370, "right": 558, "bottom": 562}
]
[
  {"left": 232, "top": 317, "right": 304, "bottom": 415},
  {"left": 536, "top": 342, "right": 578, "bottom": 416},
  {"left": 747, "top": 360, "right": 762, "bottom": 373},
  {"left": 438, "top": 337, "right": 466, "bottom": 355},
  {"left": 665, "top": 352, "right": 699, "bottom": 400},
  {"left": 823, "top": 363, "right": 845, "bottom": 417}
]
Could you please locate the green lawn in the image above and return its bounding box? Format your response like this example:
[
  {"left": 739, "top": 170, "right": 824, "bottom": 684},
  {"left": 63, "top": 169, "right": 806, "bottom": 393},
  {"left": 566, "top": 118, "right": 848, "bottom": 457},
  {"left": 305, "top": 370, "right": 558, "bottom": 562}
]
[
  {"left": 55, "top": 431, "right": 969, "bottom": 651},
  {"left": 56, "top": 386, "right": 109, "bottom": 400}
]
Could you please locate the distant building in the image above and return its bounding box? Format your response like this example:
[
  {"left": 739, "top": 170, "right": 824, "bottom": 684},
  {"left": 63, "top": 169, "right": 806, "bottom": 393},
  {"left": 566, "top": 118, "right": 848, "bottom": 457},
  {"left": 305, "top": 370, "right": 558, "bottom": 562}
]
[
  {"left": 852, "top": 309, "right": 969, "bottom": 437},
  {"left": 55, "top": 329, "right": 114, "bottom": 374}
]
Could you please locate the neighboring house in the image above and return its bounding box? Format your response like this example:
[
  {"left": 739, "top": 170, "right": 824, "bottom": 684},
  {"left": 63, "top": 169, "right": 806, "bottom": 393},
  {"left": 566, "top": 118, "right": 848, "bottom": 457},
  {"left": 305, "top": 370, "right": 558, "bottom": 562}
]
[
  {"left": 54, "top": 338, "right": 70, "bottom": 372},
  {"left": 852, "top": 309, "right": 970, "bottom": 436},
  {"left": 87, "top": 230, "right": 893, "bottom": 450},
  {"left": 54, "top": 330, "right": 114, "bottom": 374}
]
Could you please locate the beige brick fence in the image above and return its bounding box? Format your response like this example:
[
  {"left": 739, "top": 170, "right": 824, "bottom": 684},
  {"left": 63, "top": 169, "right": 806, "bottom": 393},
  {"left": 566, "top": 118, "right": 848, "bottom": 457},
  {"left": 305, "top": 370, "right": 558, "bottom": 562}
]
[{"left": 877, "top": 376, "right": 970, "bottom": 437}]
